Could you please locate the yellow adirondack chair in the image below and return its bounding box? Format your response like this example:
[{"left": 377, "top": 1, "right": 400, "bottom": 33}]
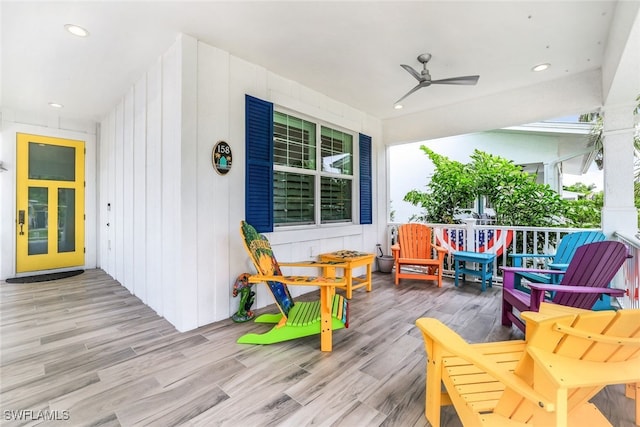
[
  {"left": 416, "top": 303, "right": 640, "bottom": 426},
  {"left": 391, "top": 223, "right": 447, "bottom": 287}
]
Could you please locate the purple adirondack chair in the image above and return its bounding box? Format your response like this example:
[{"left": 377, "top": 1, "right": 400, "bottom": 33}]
[{"left": 501, "top": 241, "right": 631, "bottom": 333}]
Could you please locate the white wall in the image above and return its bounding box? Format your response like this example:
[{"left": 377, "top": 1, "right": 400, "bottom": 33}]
[
  {"left": 98, "top": 34, "right": 383, "bottom": 332},
  {"left": 98, "top": 40, "right": 182, "bottom": 326},
  {"left": 0, "top": 111, "right": 98, "bottom": 280}
]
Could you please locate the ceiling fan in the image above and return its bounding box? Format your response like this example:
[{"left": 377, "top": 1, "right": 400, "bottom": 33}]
[{"left": 395, "top": 53, "right": 479, "bottom": 105}]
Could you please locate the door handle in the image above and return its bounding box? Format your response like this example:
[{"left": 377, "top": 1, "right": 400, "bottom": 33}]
[{"left": 18, "top": 210, "right": 25, "bottom": 235}]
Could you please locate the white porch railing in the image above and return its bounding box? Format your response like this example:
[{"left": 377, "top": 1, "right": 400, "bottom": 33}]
[
  {"left": 386, "top": 222, "right": 640, "bottom": 309},
  {"left": 387, "top": 221, "right": 603, "bottom": 277},
  {"left": 614, "top": 232, "right": 640, "bottom": 309}
]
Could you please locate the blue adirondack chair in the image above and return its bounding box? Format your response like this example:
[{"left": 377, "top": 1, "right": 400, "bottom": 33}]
[
  {"left": 501, "top": 240, "right": 630, "bottom": 333},
  {"left": 509, "top": 231, "right": 609, "bottom": 306}
]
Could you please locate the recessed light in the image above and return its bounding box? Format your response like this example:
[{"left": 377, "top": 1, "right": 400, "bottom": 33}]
[
  {"left": 64, "top": 24, "right": 89, "bottom": 37},
  {"left": 532, "top": 63, "right": 550, "bottom": 72},
  {"left": 48, "top": 102, "right": 64, "bottom": 108},
  {"left": 394, "top": 104, "right": 403, "bottom": 110}
]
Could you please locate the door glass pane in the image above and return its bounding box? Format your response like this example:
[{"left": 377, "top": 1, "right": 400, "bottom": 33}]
[
  {"left": 29, "top": 142, "right": 76, "bottom": 181},
  {"left": 28, "top": 187, "right": 48, "bottom": 255},
  {"left": 58, "top": 188, "right": 76, "bottom": 253}
]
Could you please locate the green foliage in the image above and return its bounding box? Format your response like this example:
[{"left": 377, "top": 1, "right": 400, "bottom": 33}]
[
  {"left": 563, "top": 194, "right": 602, "bottom": 228},
  {"left": 470, "top": 150, "right": 566, "bottom": 226},
  {"left": 562, "top": 183, "right": 602, "bottom": 228},
  {"left": 404, "top": 148, "right": 475, "bottom": 223},
  {"left": 404, "top": 147, "right": 569, "bottom": 226},
  {"left": 564, "top": 182, "right": 596, "bottom": 195}
]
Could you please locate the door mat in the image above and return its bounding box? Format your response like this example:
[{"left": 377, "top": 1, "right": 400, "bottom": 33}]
[{"left": 5, "top": 270, "right": 84, "bottom": 284}]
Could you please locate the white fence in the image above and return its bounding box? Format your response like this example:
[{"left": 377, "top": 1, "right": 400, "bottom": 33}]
[{"left": 614, "top": 232, "right": 640, "bottom": 309}]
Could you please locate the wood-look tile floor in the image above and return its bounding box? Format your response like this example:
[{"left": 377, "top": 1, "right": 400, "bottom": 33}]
[{"left": 0, "top": 269, "right": 636, "bottom": 426}]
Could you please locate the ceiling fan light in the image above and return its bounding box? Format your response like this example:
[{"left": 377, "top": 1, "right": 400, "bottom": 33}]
[
  {"left": 532, "top": 63, "right": 550, "bottom": 72},
  {"left": 394, "top": 104, "right": 403, "bottom": 110},
  {"left": 65, "top": 24, "right": 89, "bottom": 37},
  {"left": 48, "top": 102, "right": 64, "bottom": 108}
]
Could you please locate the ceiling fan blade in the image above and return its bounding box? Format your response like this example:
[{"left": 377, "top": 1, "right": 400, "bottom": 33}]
[
  {"left": 400, "top": 64, "right": 423, "bottom": 82},
  {"left": 431, "top": 75, "right": 480, "bottom": 85},
  {"left": 395, "top": 82, "right": 430, "bottom": 104}
]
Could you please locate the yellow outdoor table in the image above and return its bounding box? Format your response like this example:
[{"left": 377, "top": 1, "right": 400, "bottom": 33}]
[{"left": 319, "top": 250, "right": 374, "bottom": 299}]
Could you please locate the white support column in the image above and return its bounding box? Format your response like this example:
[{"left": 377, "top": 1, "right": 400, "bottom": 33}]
[
  {"left": 543, "top": 161, "right": 560, "bottom": 193},
  {"left": 600, "top": 103, "right": 638, "bottom": 237}
]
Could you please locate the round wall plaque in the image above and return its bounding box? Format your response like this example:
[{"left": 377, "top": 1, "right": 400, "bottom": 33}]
[{"left": 212, "top": 141, "right": 232, "bottom": 175}]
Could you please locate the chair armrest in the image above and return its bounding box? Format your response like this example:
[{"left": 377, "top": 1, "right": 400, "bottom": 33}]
[
  {"left": 509, "top": 253, "right": 555, "bottom": 260},
  {"left": 528, "top": 283, "right": 626, "bottom": 296},
  {"left": 521, "top": 304, "right": 590, "bottom": 323},
  {"left": 433, "top": 244, "right": 448, "bottom": 254},
  {"left": 415, "top": 318, "right": 555, "bottom": 412},
  {"left": 501, "top": 266, "right": 565, "bottom": 276},
  {"left": 247, "top": 274, "right": 345, "bottom": 287},
  {"left": 527, "top": 283, "right": 625, "bottom": 311},
  {"left": 502, "top": 267, "right": 562, "bottom": 291},
  {"left": 391, "top": 244, "right": 400, "bottom": 259},
  {"left": 528, "top": 346, "right": 640, "bottom": 387},
  {"left": 547, "top": 263, "right": 569, "bottom": 271}
]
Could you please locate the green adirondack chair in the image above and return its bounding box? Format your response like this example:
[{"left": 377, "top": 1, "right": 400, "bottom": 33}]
[{"left": 237, "top": 221, "right": 349, "bottom": 352}]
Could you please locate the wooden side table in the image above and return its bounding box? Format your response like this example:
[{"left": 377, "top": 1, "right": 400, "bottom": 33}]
[
  {"left": 453, "top": 251, "right": 496, "bottom": 292},
  {"left": 319, "top": 250, "right": 374, "bottom": 299}
]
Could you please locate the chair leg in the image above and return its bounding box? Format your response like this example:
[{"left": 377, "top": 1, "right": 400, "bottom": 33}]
[
  {"left": 625, "top": 383, "right": 639, "bottom": 426},
  {"left": 320, "top": 287, "right": 333, "bottom": 352},
  {"left": 502, "top": 299, "right": 513, "bottom": 327},
  {"left": 425, "top": 339, "right": 444, "bottom": 427}
]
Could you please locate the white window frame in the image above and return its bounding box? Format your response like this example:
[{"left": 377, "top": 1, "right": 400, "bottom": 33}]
[{"left": 273, "top": 108, "right": 357, "bottom": 228}]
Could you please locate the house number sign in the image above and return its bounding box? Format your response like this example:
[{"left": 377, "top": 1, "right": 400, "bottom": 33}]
[{"left": 212, "top": 141, "right": 232, "bottom": 175}]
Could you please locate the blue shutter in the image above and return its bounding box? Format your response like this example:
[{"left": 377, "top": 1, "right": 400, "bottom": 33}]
[
  {"left": 245, "top": 95, "right": 274, "bottom": 233},
  {"left": 359, "top": 133, "right": 372, "bottom": 225}
]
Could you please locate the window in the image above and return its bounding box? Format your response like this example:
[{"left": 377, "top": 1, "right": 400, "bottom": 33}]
[
  {"left": 273, "top": 111, "right": 353, "bottom": 226},
  {"left": 245, "top": 95, "right": 371, "bottom": 233}
]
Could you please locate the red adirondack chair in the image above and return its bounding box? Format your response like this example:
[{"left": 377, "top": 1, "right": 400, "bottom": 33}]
[{"left": 501, "top": 241, "right": 630, "bottom": 333}]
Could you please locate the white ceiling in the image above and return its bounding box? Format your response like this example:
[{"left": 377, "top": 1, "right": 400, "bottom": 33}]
[{"left": 1, "top": 1, "right": 637, "bottom": 126}]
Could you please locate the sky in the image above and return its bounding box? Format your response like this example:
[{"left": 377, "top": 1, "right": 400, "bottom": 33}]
[{"left": 563, "top": 162, "right": 603, "bottom": 191}]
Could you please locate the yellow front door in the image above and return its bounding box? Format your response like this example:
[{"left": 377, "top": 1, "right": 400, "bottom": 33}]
[{"left": 16, "top": 133, "right": 85, "bottom": 273}]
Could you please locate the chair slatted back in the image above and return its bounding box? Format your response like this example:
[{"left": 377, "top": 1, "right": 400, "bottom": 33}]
[
  {"left": 240, "top": 221, "right": 294, "bottom": 317},
  {"left": 552, "top": 241, "right": 630, "bottom": 309},
  {"left": 397, "top": 223, "right": 434, "bottom": 259},
  {"left": 553, "top": 231, "right": 606, "bottom": 264},
  {"left": 496, "top": 306, "right": 640, "bottom": 423}
]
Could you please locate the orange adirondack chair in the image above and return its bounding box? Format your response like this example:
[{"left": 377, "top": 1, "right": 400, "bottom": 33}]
[{"left": 391, "top": 223, "right": 447, "bottom": 287}]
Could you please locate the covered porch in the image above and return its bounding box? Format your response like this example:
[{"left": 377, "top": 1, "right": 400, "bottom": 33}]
[{"left": 1, "top": 268, "right": 637, "bottom": 426}]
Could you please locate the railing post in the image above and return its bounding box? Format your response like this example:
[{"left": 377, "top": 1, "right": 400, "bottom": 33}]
[{"left": 464, "top": 218, "right": 476, "bottom": 252}]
